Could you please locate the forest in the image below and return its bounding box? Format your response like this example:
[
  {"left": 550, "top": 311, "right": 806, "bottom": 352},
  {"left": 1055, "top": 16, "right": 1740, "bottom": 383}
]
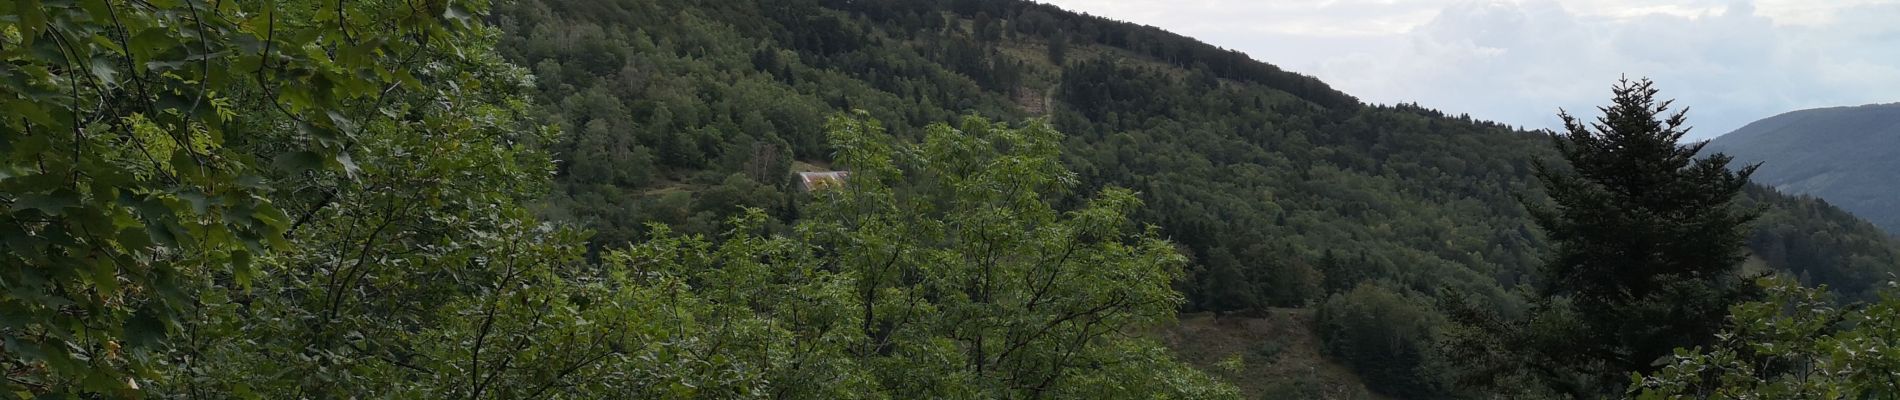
[{"left": 3, "top": 0, "right": 1899, "bottom": 398}]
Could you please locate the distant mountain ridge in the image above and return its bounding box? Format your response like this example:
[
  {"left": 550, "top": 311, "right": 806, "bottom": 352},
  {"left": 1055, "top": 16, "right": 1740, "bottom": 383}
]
[{"left": 1709, "top": 103, "right": 1900, "bottom": 234}]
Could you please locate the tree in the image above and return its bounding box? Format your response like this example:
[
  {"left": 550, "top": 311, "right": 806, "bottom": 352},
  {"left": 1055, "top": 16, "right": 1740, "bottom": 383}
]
[
  {"left": 168, "top": 42, "right": 616, "bottom": 396},
  {"left": 376, "top": 111, "right": 1240, "bottom": 398},
  {"left": 1317, "top": 284, "right": 1451, "bottom": 398},
  {"left": 1199, "top": 249, "right": 1258, "bottom": 315},
  {"left": 1631, "top": 278, "right": 1900, "bottom": 399},
  {"left": 972, "top": 12, "right": 1002, "bottom": 42},
  {"left": 806, "top": 112, "right": 1239, "bottom": 398},
  {"left": 1047, "top": 33, "right": 1069, "bottom": 65},
  {"left": 497, "top": 2, "right": 1900, "bottom": 348},
  {"left": 1521, "top": 78, "right": 1762, "bottom": 393},
  {"left": 1244, "top": 244, "right": 1324, "bottom": 307},
  {"left": 0, "top": 0, "right": 487, "bottom": 394}
]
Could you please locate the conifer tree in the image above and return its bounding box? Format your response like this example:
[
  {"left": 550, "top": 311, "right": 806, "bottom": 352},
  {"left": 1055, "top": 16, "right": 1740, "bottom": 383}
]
[{"left": 1524, "top": 78, "right": 1761, "bottom": 392}]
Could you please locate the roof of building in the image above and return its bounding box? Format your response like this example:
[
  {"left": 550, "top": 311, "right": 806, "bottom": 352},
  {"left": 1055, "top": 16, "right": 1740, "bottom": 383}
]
[{"left": 797, "top": 171, "right": 850, "bottom": 191}]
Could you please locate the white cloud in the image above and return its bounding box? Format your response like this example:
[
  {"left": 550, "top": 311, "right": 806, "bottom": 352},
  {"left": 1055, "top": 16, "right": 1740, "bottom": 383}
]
[{"left": 1037, "top": 0, "right": 1900, "bottom": 138}]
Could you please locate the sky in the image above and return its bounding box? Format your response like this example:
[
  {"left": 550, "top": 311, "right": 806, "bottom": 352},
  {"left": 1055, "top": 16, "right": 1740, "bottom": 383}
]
[{"left": 1037, "top": 0, "right": 1900, "bottom": 140}]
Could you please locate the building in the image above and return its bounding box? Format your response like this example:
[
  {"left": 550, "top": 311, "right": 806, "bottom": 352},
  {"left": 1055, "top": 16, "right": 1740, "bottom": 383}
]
[{"left": 796, "top": 171, "right": 850, "bottom": 192}]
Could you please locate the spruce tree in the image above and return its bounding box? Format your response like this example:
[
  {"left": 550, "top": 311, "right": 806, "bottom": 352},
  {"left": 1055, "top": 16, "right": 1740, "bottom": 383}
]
[{"left": 1526, "top": 78, "right": 1761, "bottom": 391}]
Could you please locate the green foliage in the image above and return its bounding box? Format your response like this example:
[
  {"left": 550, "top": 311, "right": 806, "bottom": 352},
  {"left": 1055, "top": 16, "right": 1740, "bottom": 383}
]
[
  {"left": 1740, "top": 185, "right": 1900, "bottom": 298},
  {"left": 0, "top": 0, "right": 489, "bottom": 395},
  {"left": 1198, "top": 251, "right": 1260, "bottom": 314},
  {"left": 497, "top": 0, "right": 1898, "bottom": 326},
  {"left": 497, "top": 0, "right": 1552, "bottom": 317},
  {"left": 494, "top": 2, "right": 1900, "bottom": 395},
  {"left": 804, "top": 112, "right": 1237, "bottom": 398},
  {"left": 587, "top": 213, "right": 874, "bottom": 398},
  {"left": 1631, "top": 278, "right": 1900, "bottom": 399},
  {"left": 1515, "top": 79, "right": 1761, "bottom": 393},
  {"left": 1046, "top": 33, "right": 1069, "bottom": 65},
  {"left": 14, "top": 0, "right": 1878, "bottom": 397},
  {"left": 1317, "top": 284, "right": 1451, "bottom": 398},
  {"left": 164, "top": 35, "right": 619, "bottom": 397},
  {"left": 3, "top": 3, "right": 1233, "bottom": 393}
]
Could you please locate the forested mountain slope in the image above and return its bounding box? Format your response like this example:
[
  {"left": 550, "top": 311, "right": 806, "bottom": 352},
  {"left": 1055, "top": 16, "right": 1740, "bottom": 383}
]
[
  {"left": 494, "top": 0, "right": 1898, "bottom": 311},
  {"left": 493, "top": 2, "right": 1900, "bottom": 395},
  {"left": 11, "top": 0, "right": 1893, "bottom": 397},
  {"left": 1708, "top": 104, "right": 1900, "bottom": 235},
  {"left": 486, "top": 3, "right": 1900, "bottom": 392}
]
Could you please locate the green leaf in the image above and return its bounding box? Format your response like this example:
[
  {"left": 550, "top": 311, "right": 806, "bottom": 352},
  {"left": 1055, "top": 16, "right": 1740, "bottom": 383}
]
[
  {"left": 178, "top": 191, "right": 210, "bottom": 214},
  {"left": 12, "top": 191, "right": 80, "bottom": 216},
  {"left": 250, "top": 201, "right": 288, "bottom": 230},
  {"left": 145, "top": 221, "right": 178, "bottom": 248},
  {"left": 444, "top": 3, "right": 473, "bottom": 23},
  {"left": 7, "top": 100, "right": 58, "bottom": 127},
  {"left": 0, "top": 165, "right": 27, "bottom": 181},
  {"left": 232, "top": 250, "right": 254, "bottom": 290},
  {"left": 88, "top": 56, "right": 118, "bottom": 85},
  {"left": 272, "top": 150, "right": 327, "bottom": 173},
  {"left": 88, "top": 257, "right": 118, "bottom": 295},
  {"left": 115, "top": 226, "right": 153, "bottom": 251},
  {"left": 325, "top": 110, "right": 357, "bottom": 135},
  {"left": 18, "top": 0, "right": 46, "bottom": 47},
  {"left": 128, "top": 28, "right": 175, "bottom": 69},
  {"left": 124, "top": 307, "right": 166, "bottom": 349},
  {"left": 88, "top": 34, "right": 124, "bottom": 55},
  {"left": 3, "top": 226, "right": 46, "bottom": 262},
  {"left": 335, "top": 151, "right": 359, "bottom": 176}
]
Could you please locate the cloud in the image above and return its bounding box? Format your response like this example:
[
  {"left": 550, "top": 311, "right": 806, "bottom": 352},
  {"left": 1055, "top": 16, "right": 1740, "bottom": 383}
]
[{"left": 1037, "top": 0, "right": 1900, "bottom": 139}]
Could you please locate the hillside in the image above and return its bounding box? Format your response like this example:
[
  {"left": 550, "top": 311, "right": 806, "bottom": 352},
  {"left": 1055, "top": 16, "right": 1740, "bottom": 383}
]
[
  {"left": 12, "top": 1, "right": 1900, "bottom": 397},
  {"left": 490, "top": 0, "right": 1900, "bottom": 396},
  {"left": 1708, "top": 104, "right": 1900, "bottom": 234},
  {"left": 497, "top": 0, "right": 1898, "bottom": 304}
]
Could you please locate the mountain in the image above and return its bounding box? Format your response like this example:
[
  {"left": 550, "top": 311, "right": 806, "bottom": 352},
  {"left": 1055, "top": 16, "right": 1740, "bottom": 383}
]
[
  {"left": 496, "top": 0, "right": 1898, "bottom": 301},
  {"left": 490, "top": 0, "right": 1900, "bottom": 396},
  {"left": 1708, "top": 104, "right": 1900, "bottom": 235},
  {"left": 13, "top": 1, "right": 1898, "bottom": 397}
]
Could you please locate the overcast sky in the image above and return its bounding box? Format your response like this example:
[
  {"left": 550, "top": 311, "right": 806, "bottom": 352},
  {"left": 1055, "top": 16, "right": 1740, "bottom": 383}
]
[{"left": 1037, "top": 0, "right": 1900, "bottom": 139}]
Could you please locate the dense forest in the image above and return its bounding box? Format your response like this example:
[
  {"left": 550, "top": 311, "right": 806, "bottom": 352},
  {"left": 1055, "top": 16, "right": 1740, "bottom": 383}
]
[
  {"left": 493, "top": 0, "right": 1899, "bottom": 308},
  {"left": 4, "top": 0, "right": 1900, "bottom": 398}
]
